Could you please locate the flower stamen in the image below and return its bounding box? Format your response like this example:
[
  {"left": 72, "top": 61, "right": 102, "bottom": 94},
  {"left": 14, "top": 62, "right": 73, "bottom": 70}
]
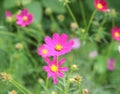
[
  {"left": 97, "top": 3, "right": 103, "bottom": 9},
  {"left": 23, "top": 16, "right": 28, "bottom": 22},
  {"left": 42, "top": 49, "right": 48, "bottom": 54},
  {"left": 114, "top": 32, "right": 120, "bottom": 37},
  {"left": 50, "top": 65, "right": 58, "bottom": 72},
  {"left": 55, "top": 44, "right": 63, "bottom": 51}
]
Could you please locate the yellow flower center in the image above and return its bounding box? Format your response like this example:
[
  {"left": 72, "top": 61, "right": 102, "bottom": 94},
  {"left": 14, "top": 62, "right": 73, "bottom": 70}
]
[
  {"left": 114, "top": 32, "right": 120, "bottom": 37},
  {"left": 97, "top": 3, "right": 103, "bottom": 9},
  {"left": 50, "top": 65, "right": 58, "bottom": 72},
  {"left": 55, "top": 44, "right": 63, "bottom": 51},
  {"left": 42, "top": 49, "right": 48, "bottom": 54},
  {"left": 23, "top": 16, "right": 28, "bottom": 22}
]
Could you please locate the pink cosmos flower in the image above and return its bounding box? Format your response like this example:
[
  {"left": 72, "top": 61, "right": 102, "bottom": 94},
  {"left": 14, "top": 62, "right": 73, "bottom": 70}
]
[
  {"left": 72, "top": 38, "right": 80, "bottom": 49},
  {"left": 5, "top": 11, "right": 12, "bottom": 18},
  {"left": 107, "top": 58, "right": 116, "bottom": 71},
  {"left": 43, "top": 56, "right": 68, "bottom": 84},
  {"left": 38, "top": 44, "right": 51, "bottom": 57},
  {"left": 89, "top": 50, "right": 98, "bottom": 58},
  {"left": 5, "top": 11, "right": 12, "bottom": 22},
  {"left": 94, "top": 0, "right": 109, "bottom": 12},
  {"left": 111, "top": 26, "right": 120, "bottom": 41},
  {"left": 44, "top": 33, "right": 74, "bottom": 56},
  {"left": 16, "top": 8, "right": 33, "bottom": 27}
]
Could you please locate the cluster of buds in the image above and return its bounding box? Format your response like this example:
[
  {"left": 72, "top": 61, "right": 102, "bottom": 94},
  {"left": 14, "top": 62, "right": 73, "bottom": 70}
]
[
  {"left": 69, "top": 75, "right": 82, "bottom": 83},
  {"left": 0, "top": 72, "right": 11, "bottom": 81}
]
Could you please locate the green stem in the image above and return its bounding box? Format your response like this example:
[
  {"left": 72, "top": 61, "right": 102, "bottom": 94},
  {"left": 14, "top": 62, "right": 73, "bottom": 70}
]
[
  {"left": 66, "top": 4, "right": 79, "bottom": 27},
  {"left": 64, "top": 70, "right": 73, "bottom": 94},
  {"left": 46, "top": 77, "right": 49, "bottom": 88},
  {"left": 106, "top": 39, "right": 114, "bottom": 59},
  {"left": 79, "top": 0, "right": 87, "bottom": 27},
  {"left": 10, "top": 79, "right": 32, "bottom": 94},
  {"left": 86, "top": 10, "right": 97, "bottom": 33}
]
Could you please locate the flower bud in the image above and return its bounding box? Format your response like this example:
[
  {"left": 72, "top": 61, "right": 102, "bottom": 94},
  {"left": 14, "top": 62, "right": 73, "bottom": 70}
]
[
  {"left": 57, "top": 14, "right": 65, "bottom": 22},
  {"left": 8, "top": 90, "right": 17, "bottom": 94},
  {"left": 70, "top": 22, "right": 78, "bottom": 31},
  {"left": 45, "top": 8, "right": 52, "bottom": 15},
  {"left": 15, "top": 43, "right": 24, "bottom": 50},
  {"left": 71, "top": 64, "right": 77, "bottom": 70}
]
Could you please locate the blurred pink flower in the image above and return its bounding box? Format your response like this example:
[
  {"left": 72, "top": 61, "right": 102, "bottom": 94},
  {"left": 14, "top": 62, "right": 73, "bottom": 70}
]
[
  {"left": 72, "top": 38, "right": 80, "bottom": 49},
  {"left": 107, "top": 58, "right": 116, "bottom": 71},
  {"left": 5, "top": 11, "right": 13, "bottom": 22},
  {"left": 44, "top": 33, "right": 74, "bottom": 56},
  {"left": 89, "top": 50, "right": 98, "bottom": 58},
  {"left": 94, "top": 0, "right": 109, "bottom": 12},
  {"left": 38, "top": 44, "right": 51, "bottom": 57},
  {"left": 16, "top": 8, "right": 33, "bottom": 27},
  {"left": 43, "top": 56, "right": 68, "bottom": 84},
  {"left": 5, "top": 11, "right": 11, "bottom": 18},
  {"left": 111, "top": 26, "right": 120, "bottom": 41}
]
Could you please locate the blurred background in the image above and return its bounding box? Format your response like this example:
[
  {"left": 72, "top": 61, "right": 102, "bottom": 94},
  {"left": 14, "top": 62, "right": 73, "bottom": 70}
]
[{"left": 0, "top": 0, "right": 120, "bottom": 94}]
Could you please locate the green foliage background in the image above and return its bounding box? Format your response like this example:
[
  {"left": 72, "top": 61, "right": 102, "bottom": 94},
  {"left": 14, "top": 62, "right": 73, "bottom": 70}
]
[{"left": 0, "top": 0, "right": 120, "bottom": 94}]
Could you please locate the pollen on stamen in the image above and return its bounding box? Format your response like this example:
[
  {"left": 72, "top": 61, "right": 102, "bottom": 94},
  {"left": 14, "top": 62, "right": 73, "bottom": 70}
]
[
  {"left": 114, "top": 32, "right": 120, "bottom": 37},
  {"left": 42, "top": 49, "right": 48, "bottom": 54},
  {"left": 50, "top": 65, "right": 58, "bottom": 72},
  {"left": 55, "top": 44, "right": 63, "bottom": 51},
  {"left": 23, "top": 16, "right": 28, "bottom": 22},
  {"left": 97, "top": 3, "right": 103, "bottom": 9}
]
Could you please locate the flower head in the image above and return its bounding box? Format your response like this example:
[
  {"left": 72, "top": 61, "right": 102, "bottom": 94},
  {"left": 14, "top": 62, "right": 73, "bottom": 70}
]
[
  {"left": 43, "top": 56, "right": 68, "bottom": 84},
  {"left": 5, "top": 11, "right": 12, "bottom": 22},
  {"left": 38, "top": 44, "right": 51, "bottom": 57},
  {"left": 89, "top": 50, "right": 98, "bottom": 58},
  {"left": 94, "top": 0, "right": 109, "bottom": 12},
  {"left": 16, "top": 8, "right": 33, "bottom": 27},
  {"left": 107, "top": 58, "right": 116, "bottom": 71},
  {"left": 111, "top": 26, "right": 120, "bottom": 41},
  {"left": 44, "top": 33, "right": 74, "bottom": 56}
]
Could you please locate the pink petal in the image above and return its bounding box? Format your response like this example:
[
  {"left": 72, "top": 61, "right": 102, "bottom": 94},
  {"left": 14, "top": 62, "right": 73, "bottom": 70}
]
[
  {"left": 20, "top": 8, "right": 28, "bottom": 16},
  {"left": 44, "top": 57, "right": 51, "bottom": 65},
  {"left": 59, "top": 58, "right": 66, "bottom": 66},
  {"left": 57, "top": 72, "right": 64, "bottom": 78},
  {"left": 60, "top": 33, "right": 68, "bottom": 44},
  {"left": 27, "top": 14, "right": 33, "bottom": 24},
  {"left": 45, "top": 36, "right": 54, "bottom": 47},
  {"left": 43, "top": 66, "right": 50, "bottom": 72},
  {"left": 64, "top": 40, "right": 74, "bottom": 48},
  {"left": 52, "top": 75, "right": 58, "bottom": 84},
  {"left": 59, "top": 67, "right": 68, "bottom": 72},
  {"left": 47, "top": 72, "right": 53, "bottom": 78},
  {"left": 52, "top": 33, "right": 60, "bottom": 43}
]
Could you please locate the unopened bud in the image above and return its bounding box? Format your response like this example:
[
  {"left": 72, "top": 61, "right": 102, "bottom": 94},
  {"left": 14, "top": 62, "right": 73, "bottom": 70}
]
[
  {"left": 83, "top": 88, "right": 89, "bottom": 94},
  {"left": 70, "top": 22, "right": 78, "bottom": 31},
  {"left": 74, "top": 75, "right": 82, "bottom": 83},
  {"left": 57, "top": 14, "right": 65, "bottom": 22},
  {"left": 45, "top": 8, "right": 52, "bottom": 15},
  {"left": 8, "top": 90, "right": 17, "bottom": 94},
  {"left": 71, "top": 64, "right": 77, "bottom": 70},
  {"left": 110, "top": 9, "right": 117, "bottom": 18},
  {"left": 15, "top": 43, "right": 23, "bottom": 50},
  {"left": 2, "top": 73, "right": 11, "bottom": 81},
  {"left": 51, "top": 91, "right": 56, "bottom": 94},
  {"left": 38, "top": 78, "right": 44, "bottom": 84}
]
